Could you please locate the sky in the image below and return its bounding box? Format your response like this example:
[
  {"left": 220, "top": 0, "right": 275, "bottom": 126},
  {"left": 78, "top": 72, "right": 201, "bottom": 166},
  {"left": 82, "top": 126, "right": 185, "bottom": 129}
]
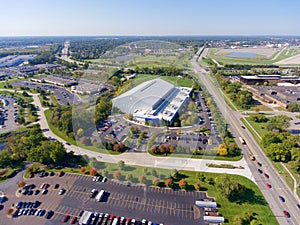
[{"left": 0, "top": 0, "right": 299, "bottom": 36}]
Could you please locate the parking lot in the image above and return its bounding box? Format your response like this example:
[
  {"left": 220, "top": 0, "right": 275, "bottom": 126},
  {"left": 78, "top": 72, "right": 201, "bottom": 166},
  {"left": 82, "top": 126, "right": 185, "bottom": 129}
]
[
  {"left": 12, "top": 81, "right": 79, "bottom": 106},
  {"left": 0, "top": 95, "right": 19, "bottom": 133},
  {"left": 0, "top": 172, "right": 207, "bottom": 225}
]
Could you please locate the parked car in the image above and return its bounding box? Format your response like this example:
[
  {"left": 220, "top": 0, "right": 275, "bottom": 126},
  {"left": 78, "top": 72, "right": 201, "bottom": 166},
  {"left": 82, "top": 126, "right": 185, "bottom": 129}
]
[
  {"left": 45, "top": 210, "right": 54, "bottom": 219},
  {"left": 266, "top": 183, "right": 272, "bottom": 189},
  {"left": 70, "top": 216, "right": 77, "bottom": 224},
  {"left": 264, "top": 173, "right": 269, "bottom": 179},
  {"left": 62, "top": 214, "right": 70, "bottom": 223},
  {"left": 58, "top": 170, "right": 64, "bottom": 177},
  {"left": 58, "top": 188, "right": 66, "bottom": 195}
]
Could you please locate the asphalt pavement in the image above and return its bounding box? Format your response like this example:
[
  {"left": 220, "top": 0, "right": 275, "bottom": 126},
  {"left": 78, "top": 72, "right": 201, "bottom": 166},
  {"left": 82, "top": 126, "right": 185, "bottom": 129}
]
[{"left": 191, "top": 47, "right": 300, "bottom": 225}]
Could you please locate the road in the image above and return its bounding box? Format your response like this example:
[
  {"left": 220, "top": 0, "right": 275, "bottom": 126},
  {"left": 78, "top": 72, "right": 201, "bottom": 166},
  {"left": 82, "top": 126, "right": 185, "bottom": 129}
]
[{"left": 191, "top": 47, "right": 300, "bottom": 225}]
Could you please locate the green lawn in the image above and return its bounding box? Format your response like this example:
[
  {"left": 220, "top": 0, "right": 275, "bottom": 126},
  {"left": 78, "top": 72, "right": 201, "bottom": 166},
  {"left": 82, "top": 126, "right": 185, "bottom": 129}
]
[
  {"left": 160, "top": 76, "right": 193, "bottom": 87},
  {"left": 49, "top": 94, "right": 60, "bottom": 106},
  {"left": 148, "top": 151, "right": 242, "bottom": 161},
  {"left": 244, "top": 117, "right": 269, "bottom": 137}
]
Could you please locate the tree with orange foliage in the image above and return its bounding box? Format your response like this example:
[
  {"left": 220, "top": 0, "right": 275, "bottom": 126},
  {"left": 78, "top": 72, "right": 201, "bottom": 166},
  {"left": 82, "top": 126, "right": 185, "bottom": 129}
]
[
  {"left": 165, "top": 178, "right": 173, "bottom": 188},
  {"left": 179, "top": 179, "right": 187, "bottom": 189},
  {"left": 80, "top": 167, "right": 86, "bottom": 173},
  {"left": 138, "top": 175, "right": 146, "bottom": 184},
  {"left": 89, "top": 168, "right": 97, "bottom": 176},
  {"left": 113, "top": 171, "right": 121, "bottom": 180},
  {"left": 153, "top": 177, "right": 160, "bottom": 186}
]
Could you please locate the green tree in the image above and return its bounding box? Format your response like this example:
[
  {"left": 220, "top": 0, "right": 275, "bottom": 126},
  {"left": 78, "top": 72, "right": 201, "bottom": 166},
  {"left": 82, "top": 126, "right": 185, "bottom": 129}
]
[
  {"left": 233, "top": 215, "right": 243, "bottom": 225},
  {"left": 266, "top": 143, "right": 291, "bottom": 162},
  {"left": 126, "top": 173, "right": 133, "bottom": 182},
  {"left": 261, "top": 132, "right": 281, "bottom": 148},
  {"left": 118, "top": 160, "right": 125, "bottom": 170}
]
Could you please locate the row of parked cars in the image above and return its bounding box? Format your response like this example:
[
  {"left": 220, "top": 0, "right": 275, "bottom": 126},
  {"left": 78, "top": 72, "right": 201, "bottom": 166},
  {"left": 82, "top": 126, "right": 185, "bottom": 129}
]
[
  {"left": 79, "top": 210, "right": 164, "bottom": 225},
  {"left": 14, "top": 208, "right": 46, "bottom": 217},
  {"left": 29, "top": 170, "right": 64, "bottom": 178},
  {"left": 93, "top": 175, "right": 107, "bottom": 183}
]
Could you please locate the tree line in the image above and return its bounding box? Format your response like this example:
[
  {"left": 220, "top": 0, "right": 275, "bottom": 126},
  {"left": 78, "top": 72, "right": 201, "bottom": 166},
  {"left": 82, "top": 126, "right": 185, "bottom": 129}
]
[
  {"left": 215, "top": 73, "right": 253, "bottom": 109},
  {"left": 0, "top": 125, "right": 83, "bottom": 169},
  {"left": 253, "top": 115, "right": 300, "bottom": 173}
]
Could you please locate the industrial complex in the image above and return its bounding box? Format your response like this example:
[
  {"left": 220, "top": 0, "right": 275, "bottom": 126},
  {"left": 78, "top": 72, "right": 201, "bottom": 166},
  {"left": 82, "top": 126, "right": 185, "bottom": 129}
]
[{"left": 112, "top": 78, "right": 192, "bottom": 125}]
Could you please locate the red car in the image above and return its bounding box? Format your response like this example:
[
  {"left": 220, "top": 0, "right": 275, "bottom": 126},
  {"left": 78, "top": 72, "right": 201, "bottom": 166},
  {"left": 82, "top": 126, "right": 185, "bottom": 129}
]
[
  {"left": 257, "top": 162, "right": 262, "bottom": 167},
  {"left": 283, "top": 210, "right": 290, "bottom": 218},
  {"left": 62, "top": 214, "right": 70, "bottom": 223},
  {"left": 109, "top": 214, "right": 115, "bottom": 220},
  {"left": 69, "top": 216, "right": 77, "bottom": 224},
  {"left": 264, "top": 173, "right": 269, "bottom": 179},
  {"left": 58, "top": 170, "right": 64, "bottom": 177},
  {"left": 266, "top": 183, "right": 272, "bottom": 189}
]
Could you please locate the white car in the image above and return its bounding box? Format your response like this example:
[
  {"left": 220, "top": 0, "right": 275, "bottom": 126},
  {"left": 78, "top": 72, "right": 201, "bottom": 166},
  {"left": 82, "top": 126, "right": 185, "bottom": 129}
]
[
  {"left": 92, "top": 176, "right": 97, "bottom": 182},
  {"left": 58, "top": 188, "right": 66, "bottom": 195}
]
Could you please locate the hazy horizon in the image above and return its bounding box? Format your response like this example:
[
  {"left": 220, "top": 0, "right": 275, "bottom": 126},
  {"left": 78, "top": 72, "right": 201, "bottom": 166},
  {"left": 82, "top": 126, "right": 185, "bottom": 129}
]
[{"left": 1, "top": 0, "right": 299, "bottom": 36}]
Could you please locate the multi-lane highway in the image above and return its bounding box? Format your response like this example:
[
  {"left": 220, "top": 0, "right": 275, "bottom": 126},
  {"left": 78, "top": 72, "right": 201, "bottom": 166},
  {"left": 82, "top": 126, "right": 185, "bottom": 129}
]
[{"left": 191, "top": 47, "right": 300, "bottom": 225}]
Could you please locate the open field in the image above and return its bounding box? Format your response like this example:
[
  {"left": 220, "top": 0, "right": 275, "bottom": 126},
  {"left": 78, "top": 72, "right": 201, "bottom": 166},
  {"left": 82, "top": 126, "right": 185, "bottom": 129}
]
[
  {"left": 274, "top": 53, "right": 300, "bottom": 65},
  {"left": 207, "top": 46, "right": 300, "bottom": 65},
  {"left": 89, "top": 40, "right": 194, "bottom": 69},
  {"left": 244, "top": 117, "right": 269, "bottom": 137}
]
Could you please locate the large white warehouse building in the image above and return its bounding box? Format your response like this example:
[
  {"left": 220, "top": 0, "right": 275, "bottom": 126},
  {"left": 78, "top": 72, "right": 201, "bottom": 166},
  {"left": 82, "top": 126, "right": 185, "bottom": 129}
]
[{"left": 112, "top": 78, "right": 192, "bottom": 124}]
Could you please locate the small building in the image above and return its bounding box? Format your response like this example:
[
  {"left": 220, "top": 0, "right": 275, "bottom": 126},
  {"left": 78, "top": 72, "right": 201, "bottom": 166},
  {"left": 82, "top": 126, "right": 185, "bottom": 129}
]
[
  {"left": 240, "top": 75, "right": 300, "bottom": 85},
  {"left": 203, "top": 216, "right": 225, "bottom": 223},
  {"left": 195, "top": 200, "right": 217, "bottom": 208}
]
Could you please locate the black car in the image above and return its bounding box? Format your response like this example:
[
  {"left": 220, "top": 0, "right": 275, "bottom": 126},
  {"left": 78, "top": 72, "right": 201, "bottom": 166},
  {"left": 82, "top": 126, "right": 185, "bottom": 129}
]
[
  {"left": 279, "top": 196, "right": 285, "bottom": 202},
  {"left": 258, "top": 169, "right": 263, "bottom": 174},
  {"left": 54, "top": 184, "right": 59, "bottom": 189},
  {"left": 45, "top": 210, "right": 54, "bottom": 219}
]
